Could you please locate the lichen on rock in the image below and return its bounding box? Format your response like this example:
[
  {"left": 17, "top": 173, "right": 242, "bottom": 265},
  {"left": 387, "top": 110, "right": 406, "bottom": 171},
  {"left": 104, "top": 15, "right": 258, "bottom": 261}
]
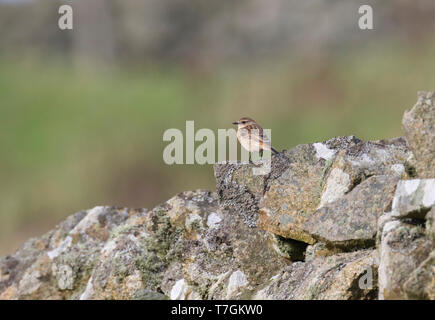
[
  {"left": 303, "top": 175, "right": 399, "bottom": 250},
  {"left": 378, "top": 220, "right": 432, "bottom": 300}
]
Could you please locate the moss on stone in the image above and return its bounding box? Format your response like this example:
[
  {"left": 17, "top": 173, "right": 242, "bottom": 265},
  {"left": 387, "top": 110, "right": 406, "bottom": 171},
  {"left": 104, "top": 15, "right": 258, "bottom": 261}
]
[
  {"left": 135, "top": 208, "right": 185, "bottom": 290},
  {"left": 109, "top": 224, "right": 134, "bottom": 240},
  {"left": 135, "top": 251, "right": 166, "bottom": 289},
  {"left": 112, "top": 258, "right": 129, "bottom": 283},
  {"left": 306, "top": 281, "right": 328, "bottom": 299}
]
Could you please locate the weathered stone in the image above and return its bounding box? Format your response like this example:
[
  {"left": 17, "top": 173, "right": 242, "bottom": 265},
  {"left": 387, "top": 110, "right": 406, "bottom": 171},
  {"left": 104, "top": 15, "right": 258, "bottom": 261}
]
[
  {"left": 402, "top": 91, "right": 435, "bottom": 178},
  {"left": 304, "top": 242, "right": 340, "bottom": 262},
  {"left": 378, "top": 220, "right": 433, "bottom": 300},
  {"left": 376, "top": 211, "right": 394, "bottom": 246},
  {"left": 319, "top": 137, "right": 411, "bottom": 208},
  {"left": 80, "top": 215, "right": 151, "bottom": 299},
  {"left": 303, "top": 175, "right": 399, "bottom": 249},
  {"left": 254, "top": 249, "right": 378, "bottom": 300},
  {"left": 226, "top": 270, "right": 249, "bottom": 299},
  {"left": 214, "top": 154, "right": 290, "bottom": 228},
  {"left": 259, "top": 136, "right": 411, "bottom": 244},
  {"left": 426, "top": 207, "right": 435, "bottom": 240},
  {"left": 259, "top": 159, "right": 323, "bottom": 244},
  {"left": 323, "top": 137, "right": 411, "bottom": 206},
  {"left": 0, "top": 190, "right": 290, "bottom": 300},
  {"left": 213, "top": 161, "right": 266, "bottom": 228},
  {"left": 0, "top": 206, "right": 134, "bottom": 300},
  {"left": 403, "top": 251, "right": 435, "bottom": 300},
  {"left": 172, "top": 191, "right": 290, "bottom": 300},
  {"left": 391, "top": 179, "right": 435, "bottom": 219},
  {"left": 258, "top": 137, "right": 359, "bottom": 243}
]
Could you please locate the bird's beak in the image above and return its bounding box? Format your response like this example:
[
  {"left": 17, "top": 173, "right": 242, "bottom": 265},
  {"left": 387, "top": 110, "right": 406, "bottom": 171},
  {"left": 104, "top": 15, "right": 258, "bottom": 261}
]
[{"left": 232, "top": 121, "right": 239, "bottom": 125}]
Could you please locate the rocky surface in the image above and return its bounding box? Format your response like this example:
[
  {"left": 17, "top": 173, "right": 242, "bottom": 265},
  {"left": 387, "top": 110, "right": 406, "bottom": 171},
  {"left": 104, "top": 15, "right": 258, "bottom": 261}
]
[
  {"left": 1, "top": 92, "right": 434, "bottom": 300},
  {"left": 403, "top": 91, "right": 435, "bottom": 178},
  {"left": 257, "top": 137, "right": 412, "bottom": 245},
  {"left": 0, "top": 191, "right": 290, "bottom": 300},
  {"left": 378, "top": 219, "right": 432, "bottom": 300},
  {"left": 391, "top": 179, "right": 435, "bottom": 219},
  {"left": 254, "top": 249, "right": 378, "bottom": 300},
  {"left": 303, "top": 175, "right": 399, "bottom": 250}
]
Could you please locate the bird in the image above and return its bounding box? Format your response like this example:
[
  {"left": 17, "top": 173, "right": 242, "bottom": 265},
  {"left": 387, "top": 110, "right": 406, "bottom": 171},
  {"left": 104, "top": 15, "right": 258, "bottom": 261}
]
[{"left": 232, "top": 117, "right": 279, "bottom": 162}]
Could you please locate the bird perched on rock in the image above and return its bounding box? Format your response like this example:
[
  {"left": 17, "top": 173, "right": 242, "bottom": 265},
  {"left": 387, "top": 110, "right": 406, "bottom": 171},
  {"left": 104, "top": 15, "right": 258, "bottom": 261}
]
[{"left": 232, "top": 117, "right": 278, "bottom": 162}]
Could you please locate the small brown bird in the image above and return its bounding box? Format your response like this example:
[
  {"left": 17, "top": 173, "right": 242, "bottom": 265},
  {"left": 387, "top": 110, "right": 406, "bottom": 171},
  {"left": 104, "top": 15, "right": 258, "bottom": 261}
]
[{"left": 232, "top": 117, "right": 278, "bottom": 161}]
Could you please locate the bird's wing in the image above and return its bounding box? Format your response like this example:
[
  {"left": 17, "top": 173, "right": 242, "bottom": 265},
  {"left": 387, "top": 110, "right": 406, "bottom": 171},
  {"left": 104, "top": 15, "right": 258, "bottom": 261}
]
[{"left": 246, "top": 125, "right": 272, "bottom": 147}]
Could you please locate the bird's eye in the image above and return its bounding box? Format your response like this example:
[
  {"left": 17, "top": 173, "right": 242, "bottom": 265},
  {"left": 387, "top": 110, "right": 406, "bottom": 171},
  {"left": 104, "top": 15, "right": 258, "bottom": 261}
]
[{"left": 242, "top": 121, "right": 246, "bottom": 124}]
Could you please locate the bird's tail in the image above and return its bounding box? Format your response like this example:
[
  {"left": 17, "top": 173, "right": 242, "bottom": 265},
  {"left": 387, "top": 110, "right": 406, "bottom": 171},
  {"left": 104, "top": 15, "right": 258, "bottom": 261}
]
[{"left": 271, "top": 147, "right": 279, "bottom": 154}]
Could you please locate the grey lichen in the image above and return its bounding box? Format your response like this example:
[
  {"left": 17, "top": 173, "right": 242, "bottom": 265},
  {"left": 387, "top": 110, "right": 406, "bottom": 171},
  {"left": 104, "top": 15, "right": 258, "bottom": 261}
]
[
  {"left": 135, "top": 208, "right": 185, "bottom": 291},
  {"left": 109, "top": 224, "right": 135, "bottom": 240}
]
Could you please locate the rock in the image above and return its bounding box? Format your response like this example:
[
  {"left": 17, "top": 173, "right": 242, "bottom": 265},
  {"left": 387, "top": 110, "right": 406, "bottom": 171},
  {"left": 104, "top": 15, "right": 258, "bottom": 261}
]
[
  {"left": 402, "top": 91, "right": 435, "bottom": 178},
  {"left": 391, "top": 179, "right": 435, "bottom": 219},
  {"left": 214, "top": 155, "right": 290, "bottom": 228},
  {"left": 171, "top": 191, "right": 290, "bottom": 300},
  {"left": 426, "top": 207, "right": 435, "bottom": 240},
  {"left": 403, "top": 251, "right": 435, "bottom": 300},
  {"left": 304, "top": 242, "right": 341, "bottom": 262},
  {"left": 80, "top": 214, "right": 153, "bottom": 300},
  {"left": 130, "top": 189, "right": 289, "bottom": 300},
  {"left": 318, "top": 167, "right": 351, "bottom": 208},
  {"left": 259, "top": 136, "right": 410, "bottom": 244},
  {"left": 1, "top": 190, "right": 289, "bottom": 300},
  {"left": 322, "top": 137, "right": 411, "bottom": 201},
  {"left": 303, "top": 175, "right": 399, "bottom": 250},
  {"left": 0, "top": 206, "right": 133, "bottom": 300},
  {"left": 213, "top": 161, "right": 266, "bottom": 228},
  {"left": 258, "top": 137, "right": 359, "bottom": 243},
  {"left": 170, "top": 279, "right": 190, "bottom": 300},
  {"left": 226, "top": 270, "right": 248, "bottom": 299},
  {"left": 376, "top": 211, "right": 394, "bottom": 246},
  {"left": 214, "top": 135, "right": 408, "bottom": 235},
  {"left": 254, "top": 249, "right": 378, "bottom": 300},
  {"left": 378, "top": 220, "right": 433, "bottom": 299}
]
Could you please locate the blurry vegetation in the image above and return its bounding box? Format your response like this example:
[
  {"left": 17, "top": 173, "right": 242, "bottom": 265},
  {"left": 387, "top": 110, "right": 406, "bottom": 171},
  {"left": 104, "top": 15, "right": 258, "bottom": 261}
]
[{"left": 1, "top": 0, "right": 435, "bottom": 254}]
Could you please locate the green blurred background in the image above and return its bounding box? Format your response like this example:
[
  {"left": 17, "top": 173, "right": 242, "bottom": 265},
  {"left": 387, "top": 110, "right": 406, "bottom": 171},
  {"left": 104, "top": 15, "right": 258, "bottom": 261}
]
[{"left": 1, "top": 0, "right": 434, "bottom": 255}]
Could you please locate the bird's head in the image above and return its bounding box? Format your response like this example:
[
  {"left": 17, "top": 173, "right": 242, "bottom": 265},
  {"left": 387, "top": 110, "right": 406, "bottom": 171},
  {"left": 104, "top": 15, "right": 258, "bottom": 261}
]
[{"left": 232, "top": 117, "right": 256, "bottom": 129}]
